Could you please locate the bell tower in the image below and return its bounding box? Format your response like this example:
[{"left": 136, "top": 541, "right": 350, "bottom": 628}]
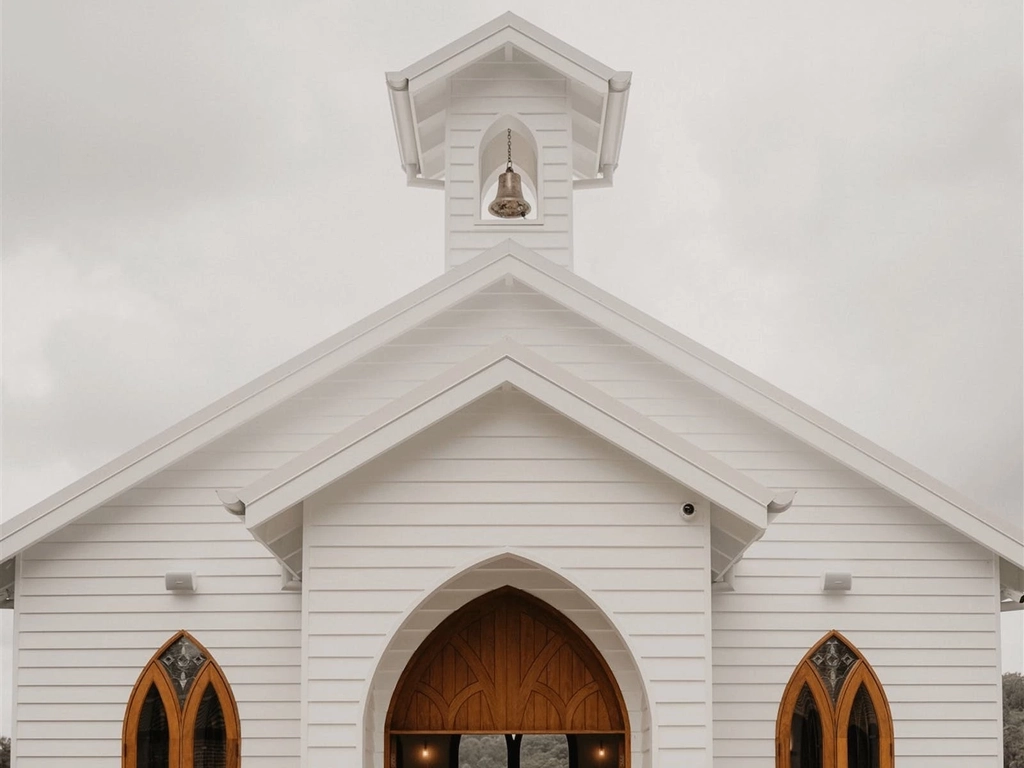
[{"left": 386, "top": 13, "right": 630, "bottom": 272}]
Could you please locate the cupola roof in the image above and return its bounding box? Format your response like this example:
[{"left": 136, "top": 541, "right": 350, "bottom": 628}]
[{"left": 385, "top": 12, "right": 631, "bottom": 184}]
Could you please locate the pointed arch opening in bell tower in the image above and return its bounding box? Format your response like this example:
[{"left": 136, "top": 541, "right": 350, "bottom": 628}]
[{"left": 479, "top": 116, "right": 540, "bottom": 222}]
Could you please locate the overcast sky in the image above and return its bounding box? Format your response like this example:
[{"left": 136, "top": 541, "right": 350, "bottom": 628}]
[{"left": 2, "top": 0, "right": 1022, "bottom": 733}]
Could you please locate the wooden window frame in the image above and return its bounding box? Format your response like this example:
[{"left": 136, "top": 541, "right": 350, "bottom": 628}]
[
  {"left": 124, "top": 660, "right": 181, "bottom": 768},
  {"left": 776, "top": 631, "right": 893, "bottom": 768},
  {"left": 123, "top": 631, "right": 241, "bottom": 768}
]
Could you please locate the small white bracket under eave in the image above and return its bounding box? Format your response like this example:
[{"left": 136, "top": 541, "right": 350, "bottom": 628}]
[
  {"left": 0, "top": 558, "right": 15, "bottom": 610},
  {"left": 217, "top": 491, "right": 303, "bottom": 585},
  {"left": 767, "top": 490, "right": 796, "bottom": 522}
]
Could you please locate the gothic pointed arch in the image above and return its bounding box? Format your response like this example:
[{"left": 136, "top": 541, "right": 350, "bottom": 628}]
[
  {"left": 123, "top": 631, "right": 241, "bottom": 768},
  {"left": 478, "top": 115, "right": 540, "bottom": 219},
  {"left": 776, "top": 631, "right": 893, "bottom": 768},
  {"left": 385, "top": 587, "right": 629, "bottom": 768},
  {"left": 834, "top": 659, "right": 894, "bottom": 768}
]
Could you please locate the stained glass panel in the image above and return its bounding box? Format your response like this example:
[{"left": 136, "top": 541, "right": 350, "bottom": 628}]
[
  {"left": 160, "top": 636, "right": 206, "bottom": 707},
  {"left": 137, "top": 684, "right": 170, "bottom": 768},
  {"left": 810, "top": 636, "right": 858, "bottom": 704},
  {"left": 193, "top": 684, "right": 228, "bottom": 768},
  {"left": 847, "top": 685, "right": 880, "bottom": 768},
  {"left": 790, "top": 684, "right": 823, "bottom": 768}
]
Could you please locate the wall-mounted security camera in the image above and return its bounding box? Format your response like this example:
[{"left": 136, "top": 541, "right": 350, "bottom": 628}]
[{"left": 679, "top": 503, "right": 697, "bottom": 521}]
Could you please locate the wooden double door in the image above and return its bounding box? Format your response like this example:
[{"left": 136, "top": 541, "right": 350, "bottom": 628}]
[{"left": 386, "top": 587, "right": 628, "bottom": 768}]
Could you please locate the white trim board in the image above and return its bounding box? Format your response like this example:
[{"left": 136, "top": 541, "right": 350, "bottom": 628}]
[
  {"left": 384, "top": 12, "right": 630, "bottom": 184},
  {"left": 393, "top": 13, "right": 616, "bottom": 93},
  {"left": 3, "top": 239, "right": 1021, "bottom": 573},
  {"left": 231, "top": 339, "right": 775, "bottom": 549}
]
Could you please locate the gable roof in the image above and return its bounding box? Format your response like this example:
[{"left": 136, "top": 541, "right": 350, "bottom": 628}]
[
  {"left": 2, "top": 240, "right": 1021, "bottom": 578},
  {"left": 385, "top": 12, "right": 630, "bottom": 182},
  {"left": 227, "top": 339, "right": 781, "bottom": 581}
]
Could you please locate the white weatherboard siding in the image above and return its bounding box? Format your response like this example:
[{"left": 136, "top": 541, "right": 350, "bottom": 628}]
[
  {"left": 304, "top": 390, "right": 712, "bottom": 768},
  {"left": 13, "top": 503, "right": 301, "bottom": 767},
  {"left": 213, "top": 282, "right": 859, "bottom": 477},
  {"left": 712, "top": 506, "right": 1002, "bottom": 768},
  {"left": 445, "top": 59, "right": 573, "bottom": 270},
  {"left": 8, "top": 280, "right": 1004, "bottom": 767}
]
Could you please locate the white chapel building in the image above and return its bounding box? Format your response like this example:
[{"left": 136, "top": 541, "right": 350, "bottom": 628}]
[{"left": 2, "top": 13, "right": 1022, "bottom": 768}]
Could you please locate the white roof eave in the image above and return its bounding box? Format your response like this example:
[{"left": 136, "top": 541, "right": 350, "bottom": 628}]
[
  {"left": 2, "top": 239, "right": 1020, "bottom": 572},
  {"left": 385, "top": 13, "right": 630, "bottom": 185},
  {"left": 234, "top": 339, "right": 775, "bottom": 540},
  {"left": 399, "top": 13, "right": 615, "bottom": 93}
]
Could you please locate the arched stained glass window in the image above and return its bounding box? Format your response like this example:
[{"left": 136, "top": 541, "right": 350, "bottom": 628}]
[
  {"left": 776, "top": 631, "right": 892, "bottom": 768},
  {"left": 791, "top": 685, "right": 824, "bottom": 768},
  {"left": 845, "top": 686, "right": 879, "bottom": 768},
  {"left": 137, "top": 684, "right": 171, "bottom": 768},
  {"left": 123, "top": 631, "right": 240, "bottom": 768},
  {"left": 192, "top": 685, "right": 227, "bottom": 768}
]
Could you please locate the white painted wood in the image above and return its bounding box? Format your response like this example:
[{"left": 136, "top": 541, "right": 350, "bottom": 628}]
[
  {"left": 3, "top": 246, "right": 1012, "bottom": 768},
  {"left": 711, "top": 508, "right": 1002, "bottom": 768},
  {"left": 385, "top": 13, "right": 628, "bottom": 187},
  {"left": 239, "top": 340, "right": 772, "bottom": 547},
  {"left": 5, "top": 245, "right": 1018, "bottom": 574},
  {"left": 11, "top": 503, "right": 302, "bottom": 768},
  {"left": 301, "top": 391, "right": 712, "bottom": 768},
  {"left": 443, "top": 63, "right": 575, "bottom": 270}
]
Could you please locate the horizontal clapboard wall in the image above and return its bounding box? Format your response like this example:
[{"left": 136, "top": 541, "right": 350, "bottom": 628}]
[
  {"left": 711, "top": 510, "right": 1001, "bottom": 768},
  {"left": 13, "top": 280, "right": 1002, "bottom": 767},
  {"left": 304, "top": 391, "right": 710, "bottom": 768},
  {"left": 15, "top": 506, "right": 301, "bottom": 767},
  {"left": 445, "top": 58, "right": 573, "bottom": 270}
]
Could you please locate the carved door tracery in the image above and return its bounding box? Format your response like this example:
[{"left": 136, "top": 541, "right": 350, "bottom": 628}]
[{"left": 387, "top": 587, "right": 628, "bottom": 740}]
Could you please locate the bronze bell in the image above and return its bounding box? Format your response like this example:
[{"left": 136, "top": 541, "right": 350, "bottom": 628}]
[{"left": 488, "top": 165, "right": 531, "bottom": 219}]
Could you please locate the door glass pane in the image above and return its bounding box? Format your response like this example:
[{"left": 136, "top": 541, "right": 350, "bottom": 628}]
[
  {"left": 137, "top": 684, "right": 170, "bottom": 768},
  {"left": 193, "top": 684, "right": 228, "bottom": 768},
  {"left": 458, "top": 734, "right": 508, "bottom": 768},
  {"left": 847, "top": 685, "right": 880, "bottom": 768},
  {"left": 520, "top": 735, "right": 569, "bottom": 768},
  {"left": 791, "top": 684, "right": 823, "bottom": 768}
]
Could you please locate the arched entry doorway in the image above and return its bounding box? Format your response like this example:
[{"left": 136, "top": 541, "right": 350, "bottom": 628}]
[{"left": 385, "top": 587, "right": 629, "bottom": 768}]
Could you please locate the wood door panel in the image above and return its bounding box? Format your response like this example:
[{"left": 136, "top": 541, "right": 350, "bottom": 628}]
[{"left": 388, "top": 587, "right": 626, "bottom": 734}]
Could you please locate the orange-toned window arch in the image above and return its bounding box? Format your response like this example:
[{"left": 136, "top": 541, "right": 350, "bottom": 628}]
[
  {"left": 123, "top": 631, "right": 241, "bottom": 768},
  {"left": 776, "top": 631, "right": 893, "bottom": 768}
]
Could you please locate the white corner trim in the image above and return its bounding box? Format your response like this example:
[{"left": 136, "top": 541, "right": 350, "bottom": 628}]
[{"left": 240, "top": 339, "right": 773, "bottom": 533}]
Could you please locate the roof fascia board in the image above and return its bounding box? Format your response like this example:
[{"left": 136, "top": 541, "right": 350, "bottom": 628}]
[
  {"left": 240, "top": 340, "right": 772, "bottom": 532},
  {"left": 400, "top": 12, "right": 615, "bottom": 91},
  {"left": 408, "top": 28, "right": 608, "bottom": 96},
  {"left": 498, "top": 352, "right": 772, "bottom": 524},
  {"left": 5, "top": 237, "right": 1019, "bottom": 569},
  {"left": 0, "top": 248, "right": 520, "bottom": 560},
  {"left": 496, "top": 244, "right": 1023, "bottom": 566}
]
